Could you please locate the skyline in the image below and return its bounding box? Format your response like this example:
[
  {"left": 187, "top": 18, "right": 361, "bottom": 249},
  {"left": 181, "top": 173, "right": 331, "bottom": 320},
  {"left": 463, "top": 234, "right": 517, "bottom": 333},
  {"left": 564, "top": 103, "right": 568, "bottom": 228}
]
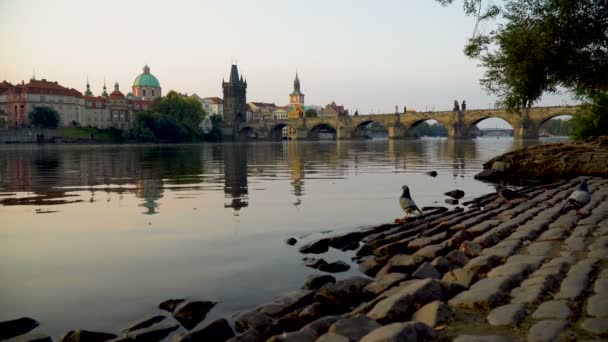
[{"left": 1, "top": 0, "right": 574, "bottom": 126}]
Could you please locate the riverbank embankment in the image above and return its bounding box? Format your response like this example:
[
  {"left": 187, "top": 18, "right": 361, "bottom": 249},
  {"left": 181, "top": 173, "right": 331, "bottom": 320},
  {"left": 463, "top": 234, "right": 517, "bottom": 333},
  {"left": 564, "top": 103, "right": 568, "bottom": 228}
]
[
  {"left": 2, "top": 176, "right": 607, "bottom": 341},
  {"left": 476, "top": 137, "right": 608, "bottom": 182}
]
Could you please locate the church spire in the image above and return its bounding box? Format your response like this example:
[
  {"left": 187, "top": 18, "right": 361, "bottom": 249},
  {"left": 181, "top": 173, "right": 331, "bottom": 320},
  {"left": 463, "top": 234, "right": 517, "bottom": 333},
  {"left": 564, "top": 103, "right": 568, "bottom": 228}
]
[
  {"left": 84, "top": 77, "right": 93, "bottom": 96},
  {"left": 229, "top": 64, "right": 240, "bottom": 83},
  {"left": 102, "top": 78, "right": 108, "bottom": 98}
]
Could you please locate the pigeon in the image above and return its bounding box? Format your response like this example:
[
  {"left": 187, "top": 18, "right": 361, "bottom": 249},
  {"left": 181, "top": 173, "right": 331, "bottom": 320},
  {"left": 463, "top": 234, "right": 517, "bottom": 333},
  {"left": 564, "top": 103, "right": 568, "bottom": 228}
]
[
  {"left": 398, "top": 185, "right": 423, "bottom": 222},
  {"left": 560, "top": 179, "right": 591, "bottom": 215},
  {"left": 496, "top": 184, "right": 525, "bottom": 205}
]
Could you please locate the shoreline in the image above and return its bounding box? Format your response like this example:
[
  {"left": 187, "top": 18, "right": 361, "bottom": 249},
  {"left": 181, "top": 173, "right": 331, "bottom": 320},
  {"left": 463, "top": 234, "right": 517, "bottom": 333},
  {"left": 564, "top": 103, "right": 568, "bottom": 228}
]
[{"left": 3, "top": 176, "right": 608, "bottom": 341}]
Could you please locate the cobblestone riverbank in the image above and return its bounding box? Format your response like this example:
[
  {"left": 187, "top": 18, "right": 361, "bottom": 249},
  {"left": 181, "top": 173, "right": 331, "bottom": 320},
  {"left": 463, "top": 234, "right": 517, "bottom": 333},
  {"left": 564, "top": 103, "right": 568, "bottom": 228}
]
[{"left": 2, "top": 177, "right": 607, "bottom": 341}]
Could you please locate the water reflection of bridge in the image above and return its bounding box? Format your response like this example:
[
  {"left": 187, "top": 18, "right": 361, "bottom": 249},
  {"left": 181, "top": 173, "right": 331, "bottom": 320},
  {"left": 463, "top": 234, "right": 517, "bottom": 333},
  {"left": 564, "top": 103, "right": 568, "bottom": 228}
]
[
  {"left": 240, "top": 106, "right": 577, "bottom": 140},
  {"left": 0, "top": 140, "right": 539, "bottom": 214}
]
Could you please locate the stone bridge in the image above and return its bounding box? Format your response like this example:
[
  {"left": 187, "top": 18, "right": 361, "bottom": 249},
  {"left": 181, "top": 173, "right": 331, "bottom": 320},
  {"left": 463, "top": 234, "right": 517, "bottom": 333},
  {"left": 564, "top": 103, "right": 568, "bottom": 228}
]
[{"left": 236, "top": 106, "right": 577, "bottom": 140}]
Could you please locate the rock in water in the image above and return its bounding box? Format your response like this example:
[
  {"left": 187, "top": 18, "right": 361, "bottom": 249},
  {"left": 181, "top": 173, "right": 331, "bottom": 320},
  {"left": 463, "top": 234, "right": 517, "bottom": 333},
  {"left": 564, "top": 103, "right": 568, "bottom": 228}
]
[
  {"left": 158, "top": 299, "right": 185, "bottom": 313},
  {"left": 303, "top": 257, "right": 328, "bottom": 269},
  {"left": 426, "top": 171, "right": 438, "bottom": 177},
  {"left": 318, "top": 261, "right": 351, "bottom": 273},
  {"left": 299, "top": 239, "right": 330, "bottom": 254},
  {"left": 302, "top": 274, "right": 336, "bottom": 290},
  {"left": 59, "top": 330, "right": 117, "bottom": 342},
  {"left": 445, "top": 190, "right": 465, "bottom": 199},
  {"left": 122, "top": 315, "right": 166, "bottom": 333},
  {"left": 445, "top": 198, "right": 459, "bottom": 205},
  {"left": 3, "top": 333, "right": 52, "bottom": 342},
  {"left": 175, "top": 319, "right": 234, "bottom": 342},
  {"left": 0, "top": 318, "right": 39, "bottom": 340},
  {"left": 285, "top": 237, "right": 298, "bottom": 246},
  {"left": 124, "top": 323, "right": 179, "bottom": 341},
  {"left": 173, "top": 300, "right": 217, "bottom": 330}
]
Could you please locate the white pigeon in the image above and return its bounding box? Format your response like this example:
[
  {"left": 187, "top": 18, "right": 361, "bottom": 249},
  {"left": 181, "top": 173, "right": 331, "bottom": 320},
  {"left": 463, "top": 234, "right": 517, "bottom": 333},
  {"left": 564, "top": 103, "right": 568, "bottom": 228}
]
[
  {"left": 399, "top": 185, "right": 423, "bottom": 220},
  {"left": 560, "top": 179, "right": 591, "bottom": 215}
]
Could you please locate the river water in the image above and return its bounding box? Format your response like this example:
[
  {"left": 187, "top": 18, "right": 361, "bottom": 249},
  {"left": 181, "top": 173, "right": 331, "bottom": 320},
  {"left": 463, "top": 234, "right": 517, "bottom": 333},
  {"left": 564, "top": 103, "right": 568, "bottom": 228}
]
[{"left": 0, "top": 138, "right": 566, "bottom": 337}]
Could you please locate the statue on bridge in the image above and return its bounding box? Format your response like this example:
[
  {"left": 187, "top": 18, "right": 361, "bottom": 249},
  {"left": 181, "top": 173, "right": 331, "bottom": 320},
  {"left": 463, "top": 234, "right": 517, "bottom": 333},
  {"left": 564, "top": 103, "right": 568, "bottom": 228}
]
[
  {"left": 461, "top": 100, "right": 466, "bottom": 111},
  {"left": 453, "top": 100, "right": 460, "bottom": 112},
  {"left": 403, "top": 105, "right": 407, "bottom": 113},
  {"left": 395, "top": 105, "right": 399, "bottom": 114},
  {"left": 354, "top": 109, "right": 359, "bottom": 116}
]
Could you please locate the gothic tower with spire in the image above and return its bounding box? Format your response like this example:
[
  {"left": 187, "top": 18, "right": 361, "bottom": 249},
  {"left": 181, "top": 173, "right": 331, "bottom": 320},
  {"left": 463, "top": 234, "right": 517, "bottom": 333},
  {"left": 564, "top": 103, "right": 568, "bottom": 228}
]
[
  {"left": 289, "top": 72, "right": 304, "bottom": 106},
  {"left": 222, "top": 64, "right": 247, "bottom": 138}
]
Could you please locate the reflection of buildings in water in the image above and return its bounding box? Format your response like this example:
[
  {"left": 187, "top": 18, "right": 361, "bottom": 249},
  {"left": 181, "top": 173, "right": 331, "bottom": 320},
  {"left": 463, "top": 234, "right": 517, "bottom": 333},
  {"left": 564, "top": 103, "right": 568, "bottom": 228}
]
[
  {"left": 223, "top": 145, "right": 249, "bottom": 211},
  {"left": 287, "top": 142, "right": 304, "bottom": 204},
  {"left": 135, "top": 178, "right": 164, "bottom": 215}
]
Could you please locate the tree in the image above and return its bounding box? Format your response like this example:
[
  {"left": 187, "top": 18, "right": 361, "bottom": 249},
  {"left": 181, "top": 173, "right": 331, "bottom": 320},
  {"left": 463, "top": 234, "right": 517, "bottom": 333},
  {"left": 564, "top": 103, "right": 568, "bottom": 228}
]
[
  {"left": 305, "top": 108, "right": 318, "bottom": 118},
  {"left": 438, "top": 0, "right": 608, "bottom": 137},
  {"left": 571, "top": 91, "right": 608, "bottom": 139},
  {"left": 29, "top": 106, "right": 60, "bottom": 129},
  {"left": 130, "top": 91, "right": 207, "bottom": 142},
  {"left": 203, "top": 115, "right": 224, "bottom": 142}
]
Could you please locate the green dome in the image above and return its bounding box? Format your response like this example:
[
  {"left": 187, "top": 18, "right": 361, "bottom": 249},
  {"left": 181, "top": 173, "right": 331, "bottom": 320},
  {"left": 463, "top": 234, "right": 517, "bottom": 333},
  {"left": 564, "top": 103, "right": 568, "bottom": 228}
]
[{"left": 133, "top": 65, "right": 160, "bottom": 88}]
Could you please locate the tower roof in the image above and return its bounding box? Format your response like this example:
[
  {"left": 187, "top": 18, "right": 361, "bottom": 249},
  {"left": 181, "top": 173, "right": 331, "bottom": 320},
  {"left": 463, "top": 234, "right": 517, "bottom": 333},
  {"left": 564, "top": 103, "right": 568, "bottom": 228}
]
[
  {"left": 291, "top": 71, "right": 303, "bottom": 96},
  {"left": 133, "top": 65, "right": 160, "bottom": 88},
  {"left": 229, "top": 64, "right": 240, "bottom": 83}
]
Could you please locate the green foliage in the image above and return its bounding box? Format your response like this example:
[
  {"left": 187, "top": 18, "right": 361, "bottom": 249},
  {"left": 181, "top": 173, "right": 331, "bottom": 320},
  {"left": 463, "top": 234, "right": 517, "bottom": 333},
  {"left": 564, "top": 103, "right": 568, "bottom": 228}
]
[
  {"left": 202, "top": 115, "right": 224, "bottom": 142},
  {"left": 571, "top": 91, "right": 608, "bottom": 139},
  {"left": 415, "top": 122, "right": 448, "bottom": 137},
  {"left": 29, "top": 106, "right": 60, "bottom": 129},
  {"left": 438, "top": 0, "right": 608, "bottom": 127},
  {"left": 305, "top": 108, "right": 318, "bottom": 118},
  {"left": 541, "top": 118, "right": 574, "bottom": 136},
  {"left": 0, "top": 117, "right": 7, "bottom": 128},
  {"left": 129, "top": 91, "right": 207, "bottom": 142}
]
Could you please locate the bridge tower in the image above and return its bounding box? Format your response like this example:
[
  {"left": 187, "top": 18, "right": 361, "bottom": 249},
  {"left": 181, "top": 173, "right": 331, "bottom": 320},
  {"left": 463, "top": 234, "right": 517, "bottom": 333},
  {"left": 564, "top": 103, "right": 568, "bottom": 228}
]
[{"left": 222, "top": 64, "right": 247, "bottom": 139}]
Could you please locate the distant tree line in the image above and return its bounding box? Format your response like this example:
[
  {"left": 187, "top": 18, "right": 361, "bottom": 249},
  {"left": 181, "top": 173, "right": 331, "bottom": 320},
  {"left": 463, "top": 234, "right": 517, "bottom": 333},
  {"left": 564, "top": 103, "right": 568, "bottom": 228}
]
[
  {"left": 415, "top": 122, "right": 448, "bottom": 137},
  {"left": 126, "top": 91, "right": 222, "bottom": 142},
  {"left": 541, "top": 119, "right": 574, "bottom": 136}
]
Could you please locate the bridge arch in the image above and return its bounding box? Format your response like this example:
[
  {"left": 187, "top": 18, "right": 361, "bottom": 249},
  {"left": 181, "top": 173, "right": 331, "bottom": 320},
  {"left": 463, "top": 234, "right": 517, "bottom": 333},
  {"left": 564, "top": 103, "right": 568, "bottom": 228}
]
[
  {"left": 536, "top": 114, "right": 574, "bottom": 137},
  {"left": 238, "top": 126, "right": 258, "bottom": 140},
  {"left": 405, "top": 118, "right": 450, "bottom": 139},
  {"left": 464, "top": 113, "right": 520, "bottom": 138},
  {"left": 307, "top": 122, "right": 337, "bottom": 140},
  {"left": 268, "top": 123, "right": 292, "bottom": 140},
  {"left": 352, "top": 120, "right": 389, "bottom": 139}
]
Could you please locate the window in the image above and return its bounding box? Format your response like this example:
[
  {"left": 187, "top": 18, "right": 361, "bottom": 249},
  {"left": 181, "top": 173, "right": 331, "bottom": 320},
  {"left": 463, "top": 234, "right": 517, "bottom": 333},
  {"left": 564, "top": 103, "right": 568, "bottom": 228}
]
[
  {"left": 151, "top": 90, "right": 155, "bottom": 97},
  {"left": 143, "top": 89, "right": 147, "bottom": 97}
]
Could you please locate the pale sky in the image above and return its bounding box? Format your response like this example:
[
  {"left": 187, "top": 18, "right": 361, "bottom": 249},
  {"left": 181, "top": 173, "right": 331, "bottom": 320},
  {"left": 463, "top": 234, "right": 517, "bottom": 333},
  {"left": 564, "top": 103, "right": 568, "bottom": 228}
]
[{"left": 0, "top": 0, "right": 573, "bottom": 127}]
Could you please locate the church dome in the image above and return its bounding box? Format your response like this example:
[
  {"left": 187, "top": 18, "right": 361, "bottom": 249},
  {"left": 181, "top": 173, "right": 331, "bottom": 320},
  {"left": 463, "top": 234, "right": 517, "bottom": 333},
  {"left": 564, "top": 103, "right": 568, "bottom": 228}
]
[{"left": 133, "top": 65, "right": 160, "bottom": 88}]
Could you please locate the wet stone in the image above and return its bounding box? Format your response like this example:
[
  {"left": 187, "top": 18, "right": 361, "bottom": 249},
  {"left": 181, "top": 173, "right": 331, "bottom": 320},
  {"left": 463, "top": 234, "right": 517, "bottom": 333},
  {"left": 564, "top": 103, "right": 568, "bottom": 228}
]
[
  {"left": 527, "top": 319, "right": 568, "bottom": 342},
  {"left": 580, "top": 318, "right": 608, "bottom": 336},
  {"left": 586, "top": 293, "right": 608, "bottom": 318},
  {"left": 532, "top": 300, "right": 572, "bottom": 319},
  {"left": 465, "top": 254, "right": 501, "bottom": 273},
  {"left": 316, "top": 333, "right": 349, "bottom": 342},
  {"left": 234, "top": 311, "right": 273, "bottom": 333},
  {"left": 3, "top": 334, "right": 52, "bottom": 342},
  {"left": 593, "top": 277, "right": 608, "bottom": 294},
  {"left": 226, "top": 328, "right": 261, "bottom": 342},
  {"left": 158, "top": 299, "right": 185, "bottom": 313},
  {"left": 431, "top": 256, "right": 452, "bottom": 274},
  {"left": 59, "top": 330, "right": 117, "bottom": 342},
  {"left": 381, "top": 254, "right": 425, "bottom": 275},
  {"left": 359, "top": 321, "right": 436, "bottom": 342},
  {"left": 441, "top": 268, "right": 476, "bottom": 288},
  {"left": 412, "top": 262, "right": 441, "bottom": 279},
  {"left": 486, "top": 303, "right": 526, "bottom": 326},
  {"left": 482, "top": 240, "right": 520, "bottom": 259},
  {"left": 452, "top": 335, "right": 521, "bottom": 342},
  {"left": 412, "top": 300, "right": 454, "bottom": 328},
  {"left": 364, "top": 273, "right": 407, "bottom": 295},
  {"left": 328, "top": 315, "right": 381, "bottom": 341},
  {"left": 318, "top": 261, "right": 350, "bottom": 273},
  {"left": 526, "top": 241, "right": 557, "bottom": 257},
  {"left": 173, "top": 300, "right": 217, "bottom": 330},
  {"left": 260, "top": 290, "right": 314, "bottom": 317},
  {"left": 367, "top": 279, "right": 442, "bottom": 324},
  {"left": 302, "top": 274, "right": 336, "bottom": 290},
  {"left": 0, "top": 318, "right": 40, "bottom": 341},
  {"left": 299, "top": 239, "right": 330, "bottom": 254},
  {"left": 126, "top": 323, "right": 180, "bottom": 342},
  {"left": 122, "top": 315, "right": 166, "bottom": 334},
  {"left": 459, "top": 240, "right": 483, "bottom": 257},
  {"left": 510, "top": 284, "right": 548, "bottom": 305},
  {"left": 447, "top": 285, "right": 506, "bottom": 309},
  {"left": 314, "top": 277, "right": 372, "bottom": 307},
  {"left": 303, "top": 257, "right": 327, "bottom": 269},
  {"left": 414, "top": 244, "right": 445, "bottom": 260},
  {"left": 286, "top": 237, "right": 298, "bottom": 245},
  {"left": 555, "top": 260, "right": 596, "bottom": 300},
  {"left": 445, "top": 250, "right": 469, "bottom": 268}
]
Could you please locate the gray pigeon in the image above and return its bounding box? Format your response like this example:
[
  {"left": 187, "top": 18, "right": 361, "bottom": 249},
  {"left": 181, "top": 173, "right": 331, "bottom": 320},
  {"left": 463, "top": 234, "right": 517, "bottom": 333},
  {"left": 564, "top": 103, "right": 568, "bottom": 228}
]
[
  {"left": 400, "top": 185, "right": 423, "bottom": 220},
  {"left": 560, "top": 179, "right": 591, "bottom": 215}
]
